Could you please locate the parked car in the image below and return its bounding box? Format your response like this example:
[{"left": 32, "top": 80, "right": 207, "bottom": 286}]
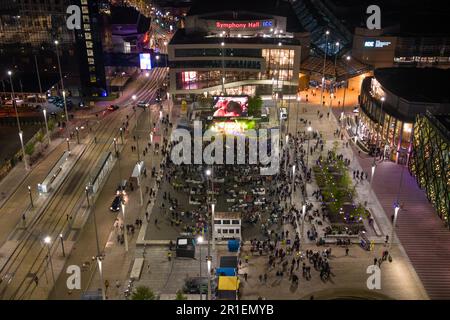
[{"left": 110, "top": 195, "right": 122, "bottom": 212}]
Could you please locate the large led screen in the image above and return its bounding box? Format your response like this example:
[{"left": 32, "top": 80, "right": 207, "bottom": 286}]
[
  {"left": 139, "top": 53, "right": 152, "bottom": 70},
  {"left": 212, "top": 96, "right": 248, "bottom": 117}
]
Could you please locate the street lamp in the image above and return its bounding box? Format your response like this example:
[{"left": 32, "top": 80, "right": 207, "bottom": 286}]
[
  {"left": 341, "top": 56, "right": 351, "bottom": 126},
  {"left": 85, "top": 185, "right": 90, "bottom": 207},
  {"left": 8, "top": 71, "right": 29, "bottom": 171},
  {"left": 28, "top": 185, "right": 33, "bottom": 208},
  {"left": 43, "top": 108, "right": 51, "bottom": 144},
  {"left": 370, "top": 157, "right": 376, "bottom": 193},
  {"left": 121, "top": 202, "right": 128, "bottom": 252},
  {"left": 97, "top": 256, "right": 106, "bottom": 300},
  {"left": 291, "top": 164, "right": 296, "bottom": 205},
  {"left": 197, "top": 235, "right": 204, "bottom": 300},
  {"left": 301, "top": 204, "right": 306, "bottom": 247},
  {"left": 320, "top": 30, "right": 330, "bottom": 107},
  {"left": 54, "top": 40, "right": 70, "bottom": 138},
  {"left": 295, "top": 96, "right": 301, "bottom": 134},
  {"left": 221, "top": 41, "right": 225, "bottom": 93},
  {"left": 376, "top": 96, "right": 385, "bottom": 155},
  {"left": 113, "top": 138, "right": 118, "bottom": 157},
  {"left": 66, "top": 137, "right": 70, "bottom": 151},
  {"left": 329, "top": 93, "right": 334, "bottom": 114},
  {"left": 75, "top": 126, "right": 80, "bottom": 144},
  {"left": 44, "top": 236, "right": 56, "bottom": 286},
  {"left": 333, "top": 42, "right": 340, "bottom": 95},
  {"left": 389, "top": 205, "right": 400, "bottom": 250},
  {"left": 132, "top": 94, "right": 137, "bottom": 103},
  {"left": 59, "top": 233, "right": 65, "bottom": 257},
  {"left": 119, "top": 127, "right": 124, "bottom": 144},
  {"left": 306, "top": 126, "right": 313, "bottom": 171}
]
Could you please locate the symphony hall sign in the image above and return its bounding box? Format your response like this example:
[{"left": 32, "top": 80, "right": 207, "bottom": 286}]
[{"left": 215, "top": 20, "right": 273, "bottom": 30}]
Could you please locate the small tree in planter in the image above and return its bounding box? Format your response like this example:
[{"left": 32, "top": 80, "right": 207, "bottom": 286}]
[{"left": 131, "top": 286, "right": 156, "bottom": 300}]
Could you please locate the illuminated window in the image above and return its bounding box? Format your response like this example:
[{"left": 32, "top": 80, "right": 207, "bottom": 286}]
[
  {"left": 88, "top": 57, "right": 95, "bottom": 65},
  {"left": 84, "top": 24, "right": 90, "bottom": 31},
  {"left": 82, "top": 6, "right": 89, "bottom": 14},
  {"left": 86, "top": 41, "right": 93, "bottom": 48},
  {"left": 83, "top": 15, "right": 89, "bottom": 23},
  {"left": 85, "top": 32, "right": 91, "bottom": 40},
  {"left": 89, "top": 66, "right": 96, "bottom": 72},
  {"left": 87, "top": 49, "right": 94, "bottom": 57},
  {"left": 90, "top": 75, "right": 97, "bottom": 83},
  {"left": 124, "top": 42, "right": 131, "bottom": 53},
  {"left": 81, "top": 0, "right": 88, "bottom": 4}
]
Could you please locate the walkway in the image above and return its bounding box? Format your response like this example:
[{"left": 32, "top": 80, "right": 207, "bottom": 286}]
[
  {"left": 356, "top": 156, "right": 450, "bottom": 299},
  {"left": 331, "top": 98, "right": 450, "bottom": 300}
]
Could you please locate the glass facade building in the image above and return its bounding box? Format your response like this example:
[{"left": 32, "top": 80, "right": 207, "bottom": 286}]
[
  {"left": 358, "top": 68, "right": 450, "bottom": 164},
  {"left": 409, "top": 112, "right": 450, "bottom": 227}
]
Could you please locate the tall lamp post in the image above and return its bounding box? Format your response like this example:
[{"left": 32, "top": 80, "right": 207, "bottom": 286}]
[
  {"left": 59, "top": 233, "right": 65, "bottom": 257},
  {"left": 291, "top": 164, "right": 296, "bottom": 205},
  {"left": 75, "top": 126, "right": 80, "bottom": 144},
  {"left": 205, "top": 168, "right": 214, "bottom": 300},
  {"left": 54, "top": 40, "right": 70, "bottom": 137},
  {"left": 375, "top": 96, "right": 385, "bottom": 154},
  {"left": 197, "top": 236, "right": 204, "bottom": 300},
  {"left": 121, "top": 202, "right": 128, "bottom": 252},
  {"left": 389, "top": 205, "right": 400, "bottom": 250},
  {"left": 341, "top": 56, "right": 351, "bottom": 124},
  {"left": 333, "top": 41, "right": 340, "bottom": 97},
  {"left": 8, "top": 71, "right": 28, "bottom": 171},
  {"left": 320, "top": 30, "right": 330, "bottom": 107},
  {"left": 305, "top": 126, "right": 313, "bottom": 171},
  {"left": 43, "top": 108, "right": 51, "bottom": 144},
  {"left": 28, "top": 185, "right": 33, "bottom": 208},
  {"left": 301, "top": 204, "right": 306, "bottom": 248},
  {"left": 43, "top": 236, "right": 56, "bottom": 286},
  {"left": 221, "top": 41, "right": 225, "bottom": 94}
]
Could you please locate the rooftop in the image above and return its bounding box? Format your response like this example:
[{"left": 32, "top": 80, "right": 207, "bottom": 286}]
[
  {"left": 110, "top": 5, "right": 150, "bottom": 33},
  {"left": 324, "top": 0, "right": 450, "bottom": 36},
  {"left": 170, "top": 28, "right": 301, "bottom": 46},
  {"left": 186, "top": 0, "right": 304, "bottom": 33},
  {"left": 374, "top": 68, "right": 450, "bottom": 104}
]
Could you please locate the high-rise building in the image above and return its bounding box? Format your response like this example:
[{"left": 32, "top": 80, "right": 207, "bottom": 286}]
[{"left": 72, "top": 0, "right": 107, "bottom": 97}]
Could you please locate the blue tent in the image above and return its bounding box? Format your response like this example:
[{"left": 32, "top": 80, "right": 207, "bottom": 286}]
[
  {"left": 228, "top": 240, "right": 240, "bottom": 252},
  {"left": 216, "top": 267, "right": 236, "bottom": 276}
]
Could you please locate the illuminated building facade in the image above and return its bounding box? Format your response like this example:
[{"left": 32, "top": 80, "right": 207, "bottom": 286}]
[
  {"left": 358, "top": 68, "right": 450, "bottom": 164},
  {"left": 73, "top": 0, "right": 107, "bottom": 97},
  {"left": 168, "top": 0, "right": 309, "bottom": 97},
  {"left": 409, "top": 112, "right": 450, "bottom": 227}
]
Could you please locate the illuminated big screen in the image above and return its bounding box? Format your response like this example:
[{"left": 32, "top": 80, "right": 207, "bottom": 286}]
[
  {"left": 139, "top": 53, "right": 152, "bottom": 70},
  {"left": 212, "top": 96, "right": 248, "bottom": 118}
]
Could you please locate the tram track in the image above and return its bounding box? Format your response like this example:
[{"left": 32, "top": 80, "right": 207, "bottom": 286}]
[{"left": 0, "top": 68, "right": 167, "bottom": 300}]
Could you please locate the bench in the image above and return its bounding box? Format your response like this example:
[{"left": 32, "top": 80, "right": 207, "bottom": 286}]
[{"left": 130, "top": 258, "right": 144, "bottom": 280}]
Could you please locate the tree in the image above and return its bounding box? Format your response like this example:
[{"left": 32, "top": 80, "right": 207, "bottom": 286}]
[
  {"left": 131, "top": 286, "right": 155, "bottom": 300},
  {"left": 247, "top": 95, "right": 262, "bottom": 117},
  {"left": 175, "top": 290, "right": 187, "bottom": 300},
  {"left": 25, "top": 142, "right": 35, "bottom": 156}
]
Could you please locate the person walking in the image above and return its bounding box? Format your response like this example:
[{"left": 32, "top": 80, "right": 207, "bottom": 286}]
[{"left": 345, "top": 247, "right": 349, "bottom": 256}]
